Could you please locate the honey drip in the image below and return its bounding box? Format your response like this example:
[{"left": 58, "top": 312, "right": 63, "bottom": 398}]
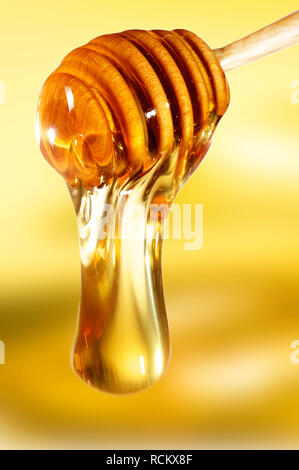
[{"left": 36, "top": 29, "right": 229, "bottom": 393}]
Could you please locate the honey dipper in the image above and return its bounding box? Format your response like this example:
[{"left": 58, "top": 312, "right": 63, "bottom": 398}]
[{"left": 36, "top": 11, "right": 299, "bottom": 394}]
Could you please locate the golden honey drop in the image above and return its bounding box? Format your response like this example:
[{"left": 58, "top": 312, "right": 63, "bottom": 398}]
[{"left": 36, "top": 29, "right": 229, "bottom": 393}]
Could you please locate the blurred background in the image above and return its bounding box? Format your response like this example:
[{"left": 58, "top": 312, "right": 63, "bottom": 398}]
[{"left": 0, "top": 0, "right": 299, "bottom": 449}]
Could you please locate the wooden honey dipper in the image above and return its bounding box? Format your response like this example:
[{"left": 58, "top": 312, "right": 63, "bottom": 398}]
[
  {"left": 215, "top": 10, "right": 299, "bottom": 71},
  {"left": 38, "top": 30, "right": 229, "bottom": 188},
  {"left": 36, "top": 11, "right": 299, "bottom": 394}
]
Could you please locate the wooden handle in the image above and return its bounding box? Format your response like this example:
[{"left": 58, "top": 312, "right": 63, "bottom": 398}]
[{"left": 214, "top": 10, "right": 299, "bottom": 72}]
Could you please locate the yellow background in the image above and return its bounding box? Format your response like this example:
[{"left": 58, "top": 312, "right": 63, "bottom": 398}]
[{"left": 0, "top": 0, "right": 299, "bottom": 449}]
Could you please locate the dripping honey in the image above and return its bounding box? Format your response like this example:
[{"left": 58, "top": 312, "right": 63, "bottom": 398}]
[{"left": 36, "top": 29, "right": 229, "bottom": 393}]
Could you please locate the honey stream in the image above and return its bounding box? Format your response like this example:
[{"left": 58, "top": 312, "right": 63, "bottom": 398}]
[{"left": 36, "top": 29, "right": 229, "bottom": 393}]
